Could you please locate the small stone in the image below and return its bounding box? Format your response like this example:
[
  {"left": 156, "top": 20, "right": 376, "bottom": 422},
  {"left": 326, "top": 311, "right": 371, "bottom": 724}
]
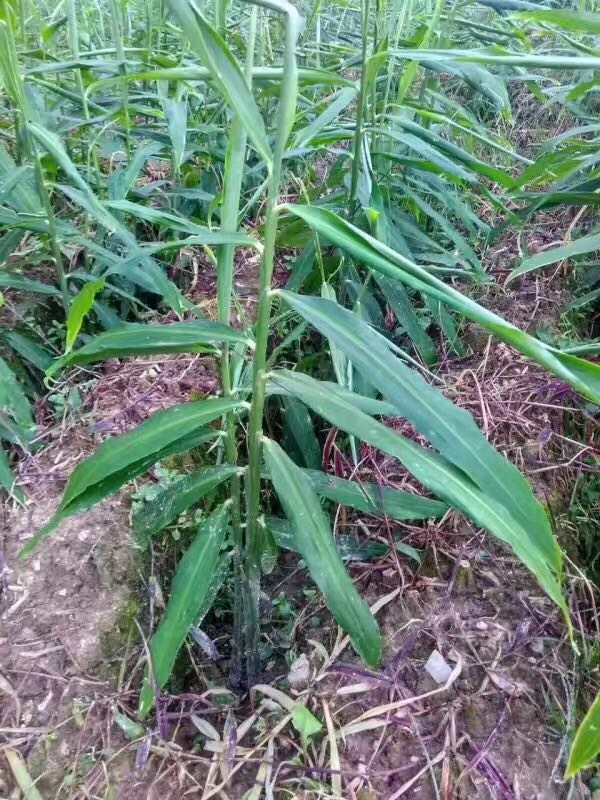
[
  {"left": 288, "top": 653, "right": 311, "bottom": 689},
  {"left": 475, "top": 620, "right": 488, "bottom": 630},
  {"left": 425, "top": 649, "right": 453, "bottom": 684},
  {"left": 529, "top": 638, "right": 545, "bottom": 655}
]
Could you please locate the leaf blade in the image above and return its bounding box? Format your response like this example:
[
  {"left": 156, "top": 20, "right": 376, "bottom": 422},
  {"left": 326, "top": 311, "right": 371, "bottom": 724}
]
[
  {"left": 48, "top": 320, "right": 251, "bottom": 376},
  {"left": 264, "top": 437, "right": 381, "bottom": 667},
  {"left": 139, "top": 504, "right": 230, "bottom": 717},
  {"left": 165, "top": 0, "right": 271, "bottom": 164}
]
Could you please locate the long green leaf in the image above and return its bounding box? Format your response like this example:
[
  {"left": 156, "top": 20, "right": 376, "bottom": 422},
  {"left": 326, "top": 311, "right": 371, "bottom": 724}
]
[
  {"left": 139, "top": 504, "right": 230, "bottom": 717},
  {"left": 27, "top": 124, "right": 188, "bottom": 315},
  {"left": 106, "top": 199, "right": 257, "bottom": 245},
  {"left": 270, "top": 369, "right": 566, "bottom": 617},
  {"left": 0, "top": 357, "right": 34, "bottom": 431},
  {"left": 508, "top": 233, "right": 600, "bottom": 283},
  {"left": 19, "top": 398, "right": 242, "bottom": 557},
  {"left": 65, "top": 278, "right": 106, "bottom": 353},
  {"left": 266, "top": 516, "right": 389, "bottom": 562},
  {"left": 0, "top": 445, "right": 25, "bottom": 504},
  {"left": 304, "top": 470, "right": 446, "bottom": 520},
  {"left": 280, "top": 291, "right": 558, "bottom": 570},
  {"left": 281, "top": 396, "right": 322, "bottom": 470},
  {"left": 390, "top": 49, "right": 600, "bottom": 70},
  {"left": 282, "top": 206, "right": 600, "bottom": 404},
  {"left": 292, "top": 87, "right": 357, "bottom": 150},
  {"left": 515, "top": 9, "right": 600, "bottom": 34},
  {"left": 566, "top": 692, "right": 600, "bottom": 777},
  {"left": 134, "top": 465, "right": 238, "bottom": 542},
  {"left": 264, "top": 437, "right": 381, "bottom": 666},
  {"left": 4, "top": 332, "right": 53, "bottom": 372},
  {"left": 165, "top": 0, "right": 271, "bottom": 164},
  {"left": 48, "top": 320, "right": 252, "bottom": 376},
  {"left": 164, "top": 99, "right": 187, "bottom": 169},
  {"left": 0, "top": 271, "right": 59, "bottom": 296}
]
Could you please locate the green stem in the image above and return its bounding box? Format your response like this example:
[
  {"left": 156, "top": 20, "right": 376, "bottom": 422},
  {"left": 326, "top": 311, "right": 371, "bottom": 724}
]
[
  {"left": 244, "top": 0, "right": 300, "bottom": 688},
  {"left": 216, "top": 6, "right": 258, "bottom": 689},
  {"left": 66, "top": 0, "right": 102, "bottom": 192},
  {"left": 110, "top": 0, "right": 131, "bottom": 156},
  {"left": 349, "top": 0, "right": 370, "bottom": 206},
  {"left": 31, "top": 141, "right": 70, "bottom": 312}
]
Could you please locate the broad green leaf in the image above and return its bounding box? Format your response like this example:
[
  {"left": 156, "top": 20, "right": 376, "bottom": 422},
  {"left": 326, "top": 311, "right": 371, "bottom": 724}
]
[
  {"left": 281, "top": 396, "right": 321, "bottom": 470},
  {"left": 292, "top": 87, "right": 357, "bottom": 150},
  {"left": 0, "top": 445, "right": 25, "bottom": 504},
  {"left": 27, "top": 124, "right": 188, "bottom": 315},
  {"left": 396, "top": 181, "right": 481, "bottom": 270},
  {"left": 515, "top": 9, "right": 600, "bottom": 34},
  {"left": 373, "top": 128, "right": 477, "bottom": 184},
  {"left": 0, "top": 230, "right": 24, "bottom": 264},
  {"left": 270, "top": 369, "right": 567, "bottom": 617},
  {"left": 508, "top": 233, "right": 600, "bottom": 283},
  {"left": 266, "top": 517, "right": 389, "bottom": 562},
  {"left": 139, "top": 504, "right": 230, "bottom": 717},
  {"left": 390, "top": 49, "right": 600, "bottom": 71},
  {"left": 0, "top": 270, "right": 60, "bottom": 295},
  {"left": 282, "top": 206, "right": 600, "bottom": 404},
  {"left": 281, "top": 290, "right": 558, "bottom": 569},
  {"left": 291, "top": 705, "right": 323, "bottom": 745},
  {"left": 106, "top": 199, "right": 257, "bottom": 246},
  {"left": 65, "top": 278, "right": 106, "bottom": 353},
  {"left": 165, "top": 0, "right": 271, "bottom": 164},
  {"left": 48, "top": 320, "right": 252, "bottom": 376},
  {"left": 41, "top": 15, "right": 68, "bottom": 43},
  {"left": 0, "top": 357, "right": 34, "bottom": 431},
  {"left": 134, "top": 465, "right": 238, "bottom": 542},
  {"left": 386, "top": 117, "right": 513, "bottom": 188},
  {"left": 113, "top": 709, "right": 145, "bottom": 740},
  {"left": 19, "top": 398, "right": 242, "bottom": 557},
  {"left": 4, "top": 332, "right": 53, "bottom": 372},
  {"left": 303, "top": 470, "right": 447, "bottom": 520},
  {"left": 566, "top": 692, "right": 600, "bottom": 777},
  {"left": 366, "top": 191, "right": 438, "bottom": 365},
  {"left": 421, "top": 59, "right": 510, "bottom": 115},
  {"left": 108, "top": 141, "right": 164, "bottom": 201},
  {"left": 375, "top": 274, "right": 437, "bottom": 365},
  {"left": 28, "top": 125, "right": 132, "bottom": 239},
  {"left": 164, "top": 99, "right": 187, "bottom": 169},
  {"left": 0, "top": 142, "right": 40, "bottom": 213},
  {"left": 263, "top": 437, "right": 381, "bottom": 667},
  {"left": 320, "top": 283, "right": 349, "bottom": 384}
]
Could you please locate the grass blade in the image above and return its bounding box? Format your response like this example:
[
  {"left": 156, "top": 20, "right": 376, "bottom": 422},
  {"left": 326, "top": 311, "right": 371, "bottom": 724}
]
[
  {"left": 508, "top": 233, "right": 600, "bottom": 283},
  {"left": 303, "top": 470, "right": 447, "bottom": 520}
]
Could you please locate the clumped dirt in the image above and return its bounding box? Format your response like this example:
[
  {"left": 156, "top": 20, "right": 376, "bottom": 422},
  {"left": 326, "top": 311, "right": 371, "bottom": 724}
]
[{"left": 0, "top": 492, "right": 139, "bottom": 796}]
